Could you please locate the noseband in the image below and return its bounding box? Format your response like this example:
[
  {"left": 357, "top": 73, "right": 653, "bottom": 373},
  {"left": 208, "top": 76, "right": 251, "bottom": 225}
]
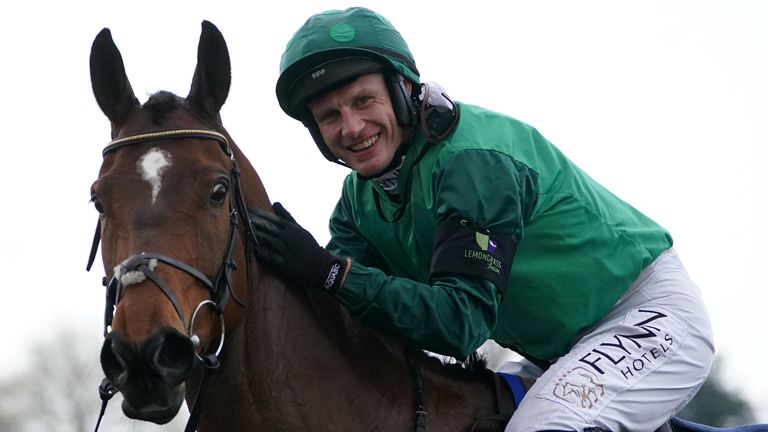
[{"left": 88, "top": 128, "right": 256, "bottom": 432}]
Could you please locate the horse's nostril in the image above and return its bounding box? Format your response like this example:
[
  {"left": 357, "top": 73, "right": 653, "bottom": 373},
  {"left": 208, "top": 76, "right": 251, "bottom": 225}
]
[
  {"left": 150, "top": 330, "right": 195, "bottom": 385},
  {"left": 101, "top": 333, "right": 133, "bottom": 387}
]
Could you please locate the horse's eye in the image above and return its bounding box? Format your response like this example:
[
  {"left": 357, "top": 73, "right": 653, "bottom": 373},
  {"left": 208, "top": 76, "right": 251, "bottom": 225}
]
[
  {"left": 210, "top": 183, "right": 228, "bottom": 204},
  {"left": 91, "top": 196, "right": 105, "bottom": 215}
]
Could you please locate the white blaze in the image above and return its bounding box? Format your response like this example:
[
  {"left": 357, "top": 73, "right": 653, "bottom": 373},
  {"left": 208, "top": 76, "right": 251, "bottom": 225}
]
[{"left": 137, "top": 148, "right": 172, "bottom": 203}]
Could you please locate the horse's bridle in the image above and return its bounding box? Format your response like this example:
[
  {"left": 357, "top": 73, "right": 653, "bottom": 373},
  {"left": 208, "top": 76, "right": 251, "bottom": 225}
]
[{"left": 88, "top": 128, "right": 257, "bottom": 432}]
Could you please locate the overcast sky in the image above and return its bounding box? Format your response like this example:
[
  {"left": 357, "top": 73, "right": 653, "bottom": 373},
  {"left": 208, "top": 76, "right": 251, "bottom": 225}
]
[{"left": 1, "top": 0, "right": 766, "bottom": 426}]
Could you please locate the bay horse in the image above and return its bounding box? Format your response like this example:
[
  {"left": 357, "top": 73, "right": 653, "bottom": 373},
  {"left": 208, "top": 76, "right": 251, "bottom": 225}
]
[{"left": 88, "top": 21, "right": 767, "bottom": 432}]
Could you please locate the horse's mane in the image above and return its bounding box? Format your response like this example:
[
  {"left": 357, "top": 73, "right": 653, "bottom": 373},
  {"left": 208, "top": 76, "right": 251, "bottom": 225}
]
[
  {"left": 143, "top": 91, "right": 182, "bottom": 125},
  {"left": 419, "top": 350, "right": 491, "bottom": 380}
]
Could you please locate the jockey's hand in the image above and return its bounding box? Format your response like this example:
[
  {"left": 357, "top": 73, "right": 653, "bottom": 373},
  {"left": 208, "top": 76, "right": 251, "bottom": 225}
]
[{"left": 248, "top": 202, "right": 347, "bottom": 293}]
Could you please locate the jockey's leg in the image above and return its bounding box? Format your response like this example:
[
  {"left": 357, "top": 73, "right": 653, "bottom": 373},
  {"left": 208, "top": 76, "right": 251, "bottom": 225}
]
[{"left": 505, "top": 248, "right": 714, "bottom": 432}]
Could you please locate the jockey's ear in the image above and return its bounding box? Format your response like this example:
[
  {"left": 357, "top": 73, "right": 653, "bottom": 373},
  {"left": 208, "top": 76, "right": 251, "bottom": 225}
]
[
  {"left": 187, "top": 20, "right": 231, "bottom": 122},
  {"left": 387, "top": 73, "right": 417, "bottom": 127}
]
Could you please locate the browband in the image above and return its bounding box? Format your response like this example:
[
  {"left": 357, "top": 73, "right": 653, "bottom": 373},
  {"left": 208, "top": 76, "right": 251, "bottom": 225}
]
[{"left": 103, "top": 129, "right": 230, "bottom": 157}]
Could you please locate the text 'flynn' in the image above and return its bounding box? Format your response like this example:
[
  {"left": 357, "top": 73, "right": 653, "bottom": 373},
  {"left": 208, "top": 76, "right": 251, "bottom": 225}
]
[{"left": 578, "top": 309, "right": 674, "bottom": 380}]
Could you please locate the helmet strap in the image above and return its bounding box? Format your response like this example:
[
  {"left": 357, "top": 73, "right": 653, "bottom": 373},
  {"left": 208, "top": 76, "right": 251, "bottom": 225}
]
[{"left": 305, "top": 120, "right": 343, "bottom": 163}]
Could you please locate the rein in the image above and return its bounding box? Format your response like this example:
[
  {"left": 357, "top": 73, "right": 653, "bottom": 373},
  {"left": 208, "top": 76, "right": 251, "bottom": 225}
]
[
  {"left": 405, "top": 348, "right": 428, "bottom": 432},
  {"left": 88, "top": 128, "right": 256, "bottom": 432}
]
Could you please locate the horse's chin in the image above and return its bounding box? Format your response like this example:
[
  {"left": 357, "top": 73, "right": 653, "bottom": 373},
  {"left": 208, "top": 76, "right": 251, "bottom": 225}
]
[{"left": 121, "top": 384, "right": 186, "bottom": 425}]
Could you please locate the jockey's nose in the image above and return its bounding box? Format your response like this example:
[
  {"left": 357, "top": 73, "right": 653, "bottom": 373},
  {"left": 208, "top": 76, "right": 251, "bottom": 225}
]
[{"left": 340, "top": 110, "right": 365, "bottom": 139}]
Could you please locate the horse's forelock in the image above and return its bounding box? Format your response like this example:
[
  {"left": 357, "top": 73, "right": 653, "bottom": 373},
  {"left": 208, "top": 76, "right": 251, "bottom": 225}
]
[{"left": 143, "top": 91, "right": 183, "bottom": 125}]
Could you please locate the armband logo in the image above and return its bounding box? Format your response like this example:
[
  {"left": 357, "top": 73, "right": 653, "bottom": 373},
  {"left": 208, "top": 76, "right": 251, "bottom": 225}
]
[
  {"left": 476, "top": 232, "right": 497, "bottom": 252},
  {"left": 464, "top": 231, "right": 503, "bottom": 275}
]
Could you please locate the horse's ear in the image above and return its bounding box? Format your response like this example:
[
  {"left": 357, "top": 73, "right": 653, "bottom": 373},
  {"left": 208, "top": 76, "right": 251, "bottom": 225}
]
[
  {"left": 90, "top": 28, "right": 139, "bottom": 123},
  {"left": 187, "top": 21, "right": 231, "bottom": 120}
]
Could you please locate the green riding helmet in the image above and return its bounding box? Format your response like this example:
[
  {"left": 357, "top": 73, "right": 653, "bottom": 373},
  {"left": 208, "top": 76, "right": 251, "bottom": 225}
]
[{"left": 276, "top": 7, "right": 421, "bottom": 124}]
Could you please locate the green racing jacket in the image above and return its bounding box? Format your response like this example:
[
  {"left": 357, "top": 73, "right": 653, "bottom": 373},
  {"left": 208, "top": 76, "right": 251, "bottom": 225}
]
[{"left": 326, "top": 102, "right": 673, "bottom": 363}]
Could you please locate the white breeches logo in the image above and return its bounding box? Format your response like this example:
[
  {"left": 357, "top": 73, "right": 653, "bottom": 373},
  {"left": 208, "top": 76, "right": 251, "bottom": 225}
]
[
  {"left": 552, "top": 366, "right": 605, "bottom": 409},
  {"left": 539, "top": 308, "right": 685, "bottom": 418}
]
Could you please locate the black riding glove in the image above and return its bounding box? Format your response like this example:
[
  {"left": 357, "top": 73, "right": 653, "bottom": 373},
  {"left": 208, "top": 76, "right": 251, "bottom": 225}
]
[{"left": 248, "top": 202, "right": 347, "bottom": 293}]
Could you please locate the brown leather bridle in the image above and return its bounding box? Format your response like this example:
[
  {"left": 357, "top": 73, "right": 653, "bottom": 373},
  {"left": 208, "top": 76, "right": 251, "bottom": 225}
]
[{"left": 88, "top": 128, "right": 257, "bottom": 432}]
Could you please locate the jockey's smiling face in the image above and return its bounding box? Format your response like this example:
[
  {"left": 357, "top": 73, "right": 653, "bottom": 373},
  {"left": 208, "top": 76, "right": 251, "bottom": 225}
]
[{"left": 308, "top": 73, "right": 411, "bottom": 177}]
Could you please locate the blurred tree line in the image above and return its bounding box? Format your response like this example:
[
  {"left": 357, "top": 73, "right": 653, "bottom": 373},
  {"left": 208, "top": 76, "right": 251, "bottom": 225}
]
[
  {"left": 0, "top": 329, "right": 189, "bottom": 432},
  {"left": 677, "top": 357, "right": 758, "bottom": 427},
  {"left": 0, "top": 330, "right": 757, "bottom": 431}
]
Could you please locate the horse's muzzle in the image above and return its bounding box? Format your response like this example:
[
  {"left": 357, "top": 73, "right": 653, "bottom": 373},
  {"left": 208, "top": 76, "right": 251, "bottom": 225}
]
[{"left": 100, "top": 327, "right": 195, "bottom": 423}]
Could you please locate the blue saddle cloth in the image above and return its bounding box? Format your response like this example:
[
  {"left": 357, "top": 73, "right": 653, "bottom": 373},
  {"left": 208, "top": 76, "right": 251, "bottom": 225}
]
[
  {"left": 670, "top": 417, "right": 768, "bottom": 432},
  {"left": 497, "top": 373, "right": 768, "bottom": 432}
]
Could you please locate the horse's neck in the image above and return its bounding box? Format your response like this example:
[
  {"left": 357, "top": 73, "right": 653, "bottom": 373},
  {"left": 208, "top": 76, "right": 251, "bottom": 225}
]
[
  {"left": 223, "top": 274, "right": 501, "bottom": 431},
  {"left": 194, "top": 324, "right": 261, "bottom": 431},
  {"left": 248, "top": 274, "right": 408, "bottom": 377}
]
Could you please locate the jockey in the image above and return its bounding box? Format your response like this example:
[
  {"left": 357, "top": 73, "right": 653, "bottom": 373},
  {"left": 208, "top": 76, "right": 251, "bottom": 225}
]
[{"left": 250, "top": 7, "right": 715, "bottom": 431}]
